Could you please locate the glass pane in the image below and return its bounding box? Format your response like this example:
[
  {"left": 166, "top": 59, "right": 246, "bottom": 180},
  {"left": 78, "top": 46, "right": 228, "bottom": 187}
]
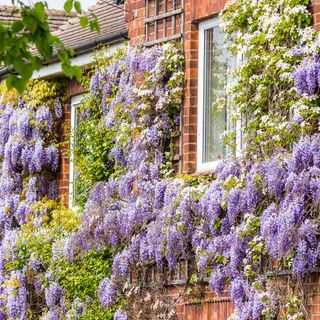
[{"left": 202, "top": 24, "right": 236, "bottom": 163}]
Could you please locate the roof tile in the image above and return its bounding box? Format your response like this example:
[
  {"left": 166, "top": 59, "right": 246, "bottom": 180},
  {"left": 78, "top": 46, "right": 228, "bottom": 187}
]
[
  {"left": 52, "top": 0, "right": 127, "bottom": 50},
  {"left": 0, "top": 5, "right": 76, "bottom": 31}
]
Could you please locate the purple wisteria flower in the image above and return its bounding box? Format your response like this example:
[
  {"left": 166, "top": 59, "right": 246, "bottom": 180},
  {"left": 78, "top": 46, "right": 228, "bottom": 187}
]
[
  {"left": 294, "top": 56, "right": 320, "bottom": 96},
  {"left": 4, "top": 41, "right": 320, "bottom": 320},
  {"left": 53, "top": 99, "right": 63, "bottom": 119},
  {"left": 114, "top": 309, "right": 128, "bottom": 320},
  {"left": 36, "top": 106, "right": 54, "bottom": 131},
  {"left": 45, "top": 282, "right": 62, "bottom": 308},
  {"left": 98, "top": 278, "right": 119, "bottom": 308}
]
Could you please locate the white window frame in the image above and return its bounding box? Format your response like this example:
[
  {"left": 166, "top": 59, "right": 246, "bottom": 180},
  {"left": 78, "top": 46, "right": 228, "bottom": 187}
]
[
  {"left": 69, "top": 94, "right": 83, "bottom": 209},
  {"left": 197, "top": 16, "right": 242, "bottom": 172}
]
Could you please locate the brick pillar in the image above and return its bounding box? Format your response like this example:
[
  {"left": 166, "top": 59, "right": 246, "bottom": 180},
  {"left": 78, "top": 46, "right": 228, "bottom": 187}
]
[
  {"left": 182, "top": 0, "right": 227, "bottom": 174},
  {"left": 311, "top": 3, "right": 320, "bottom": 317},
  {"left": 182, "top": 0, "right": 198, "bottom": 174},
  {"left": 125, "top": 0, "right": 146, "bottom": 46},
  {"left": 313, "top": 0, "right": 320, "bottom": 31},
  {"left": 57, "top": 81, "right": 84, "bottom": 208}
]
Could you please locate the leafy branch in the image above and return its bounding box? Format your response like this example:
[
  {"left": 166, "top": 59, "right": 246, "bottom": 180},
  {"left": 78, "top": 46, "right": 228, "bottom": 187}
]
[{"left": 1, "top": 0, "right": 100, "bottom": 92}]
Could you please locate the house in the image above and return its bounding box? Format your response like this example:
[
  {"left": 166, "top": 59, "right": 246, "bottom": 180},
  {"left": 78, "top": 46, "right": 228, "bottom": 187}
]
[
  {"left": 122, "top": 0, "right": 320, "bottom": 319},
  {"left": 0, "top": 0, "right": 128, "bottom": 207},
  {"left": 1, "top": 0, "right": 320, "bottom": 319},
  {"left": 44, "top": 0, "right": 128, "bottom": 207}
]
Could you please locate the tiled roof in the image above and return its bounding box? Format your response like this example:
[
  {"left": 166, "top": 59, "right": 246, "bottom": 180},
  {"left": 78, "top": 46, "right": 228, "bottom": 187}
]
[
  {"left": 0, "top": 6, "right": 76, "bottom": 32},
  {"left": 52, "top": 0, "right": 127, "bottom": 50},
  {"left": 0, "top": 1, "right": 127, "bottom": 77}
]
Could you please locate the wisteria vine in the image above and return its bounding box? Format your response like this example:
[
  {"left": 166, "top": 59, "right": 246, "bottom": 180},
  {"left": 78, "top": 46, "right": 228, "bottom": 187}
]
[
  {"left": 2, "top": 0, "right": 320, "bottom": 318},
  {"left": 68, "top": 1, "right": 320, "bottom": 319},
  {"left": 0, "top": 80, "right": 64, "bottom": 319}
]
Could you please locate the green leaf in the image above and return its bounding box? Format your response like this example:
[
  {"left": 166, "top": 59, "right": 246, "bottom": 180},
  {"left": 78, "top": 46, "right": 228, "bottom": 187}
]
[
  {"left": 74, "top": 1, "right": 81, "bottom": 14},
  {"left": 72, "top": 65, "right": 82, "bottom": 80},
  {"left": 22, "top": 15, "right": 37, "bottom": 33},
  {"left": 34, "top": 2, "right": 45, "bottom": 11},
  {"left": 79, "top": 16, "right": 89, "bottom": 28},
  {"left": 61, "top": 63, "right": 82, "bottom": 80},
  {"left": 13, "top": 59, "right": 33, "bottom": 80},
  {"left": 6, "top": 74, "right": 26, "bottom": 93},
  {"left": 64, "top": 0, "right": 73, "bottom": 14},
  {"left": 68, "top": 47, "right": 75, "bottom": 57},
  {"left": 11, "top": 20, "right": 24, "bottom": 33},
  {"left": 57, "top": 50, "right": 69, "bottom": 63},
  {"left": 90, "top": 13, "right": 100, "bottom": 33}
]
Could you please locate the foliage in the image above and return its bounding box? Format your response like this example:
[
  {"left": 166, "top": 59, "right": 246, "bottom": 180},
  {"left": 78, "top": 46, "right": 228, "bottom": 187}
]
[
  {"left": 2, "top": 0, "right": 320, "bottom": 318},
  {"left": 68, "top": 43, "right": 184, "bottom": 319},
  {"left": 70, "top": 51, "right": 120, "bottom": 208},
  {"left": 1, "top": 0, "right": 99, "bottom": 93},
  {"left": 0, "top": 79, "right": 114, "bottom": 319},
  {"left": 65, "top": 2, "right": 320, "bottom": 320},
  {"left": 17, "top": 201, "right": 114, "bottom": 319},
  {"left": 72, "top": 45, "right": 183, "bottom": 208},
  {"left": 221, "top": 0, "right": 319, "bottom": 159}
]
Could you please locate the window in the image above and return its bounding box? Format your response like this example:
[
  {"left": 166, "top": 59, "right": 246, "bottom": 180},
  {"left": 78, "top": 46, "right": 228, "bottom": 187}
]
[
  {"left": 197, "top": 17, "right": 238, "bottom": 171},
  {"left": 69, "top": 94, "right": 82, "bottom": 209}
]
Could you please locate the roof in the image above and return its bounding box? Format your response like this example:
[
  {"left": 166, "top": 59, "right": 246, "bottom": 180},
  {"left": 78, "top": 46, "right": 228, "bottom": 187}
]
[
  {"left": 52, "top": 0, "right": 127, "bottom": 51},
  {"left": 0, "top": 6, "right": 76, "bottom": 32},
  {"left": 0, "top": 1, "right": 127, "bottom": 79}
]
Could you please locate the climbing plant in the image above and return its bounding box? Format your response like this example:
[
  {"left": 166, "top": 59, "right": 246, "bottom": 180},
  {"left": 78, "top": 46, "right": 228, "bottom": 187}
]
[
  {"left": 67, "top": 1, "right": 320, "bottom": 319},
  {"left": 2, "top": 0, "right": 320, "bottom": 318},
  {"left": 0, "top": 80, "right": 115, "bottom": 319}
]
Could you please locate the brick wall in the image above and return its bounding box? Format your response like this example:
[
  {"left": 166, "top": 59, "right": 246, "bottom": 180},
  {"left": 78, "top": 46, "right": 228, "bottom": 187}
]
[
  {"left": 125, "top": 0, "right": 320, "bottom": 175},
  {"left": 307, "top": 273, "right": 320, "bottom": 320},
  {"left": 313, "top": 0, "right": 320, "bottom": 31},
  {"left": 125, "top": 0, "right": 145, "bottom": 46},
  {"left": 125, "top": 0, "right": 183, "bottom": 46},
  {"left": 57, "top": 99, "right": 70, "bottom": 207},
  {"left": 124, "top": 0, "right": 227, "bottom": 174},
  {"left": 122, "top": 0, "right": 320, "bottom": 319},
  {"left": 57, "top": 80, "right": 84, "bottom": 208}
]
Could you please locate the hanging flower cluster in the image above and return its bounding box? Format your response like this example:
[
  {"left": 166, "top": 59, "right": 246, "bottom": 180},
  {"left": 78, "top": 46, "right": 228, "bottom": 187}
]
[
  {"left": 71, "top": 128, "right": 320, "bottom": 319},
  {"left": 0, "top": 80, "right": 64, "bottom": 319},
  {"left": 64, "top": 1, "right": 320, "bottom": 319},
  {"left": 1, "top": 0, "right": 320, "bottom": 318},
  {"left": 0, "top": 81, "right": 115, "bottom": 320},
  {"left": 0, "top": 43, "right": 184, "bottom": 320},
  {"left": 67, "top": 43, "right": 184, "bottom": 318},
  {"left": 294, "top": 55, "right": 320, "bottom": 97},
  {"left": 65, "top": 40, "right": 320, "bottom": 320}
]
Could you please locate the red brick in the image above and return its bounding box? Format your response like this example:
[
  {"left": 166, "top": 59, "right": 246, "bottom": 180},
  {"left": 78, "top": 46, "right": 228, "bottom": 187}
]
[{"left": 315, "top": 13, "right": 320, "bottom": 24}]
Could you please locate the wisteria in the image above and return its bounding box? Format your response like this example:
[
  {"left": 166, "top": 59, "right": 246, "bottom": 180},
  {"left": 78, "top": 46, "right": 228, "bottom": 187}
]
[
  {"left": 1, "top": 7, "right": 320, "bottom": 316},
  {"left": 63, "top": 39, "right": 320, "bottom": 319},
  {"left": 0, "top": 81, "right": 65, "bottom": 318},
  {"left": 114, "top": 309, "right": 128, "bottom": 320},
  {"left": 294, "top": 55, "right": 320, "bottom": 96},
  {"left": 73, "top": 132, "right": 320, "bottom": 318},
  {"left": 0, "top": 45, "right": 185, "bottom": 319}
]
